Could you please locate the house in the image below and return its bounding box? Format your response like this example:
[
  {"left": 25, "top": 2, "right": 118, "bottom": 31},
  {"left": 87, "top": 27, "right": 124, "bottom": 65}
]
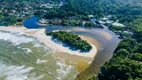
[
  {"left": 88, "top": 15, "right": 94, "bottom": 19},
  {"left": 112, "top": 22, "right": 125, "bottom": 27},
  {"left": 91, "top": 19, "right": 96, "bottom": 24},
  {"left": 95, "top": 20, "right": 101, "bottom": 24},
  {"left": 23, "top": 11, "right": 30, "bottom": 15}
]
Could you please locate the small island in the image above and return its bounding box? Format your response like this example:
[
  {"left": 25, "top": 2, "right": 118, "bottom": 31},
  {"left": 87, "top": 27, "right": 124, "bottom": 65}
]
[{"left": 46, "top": 31, "right": 92, "bottom": 52}]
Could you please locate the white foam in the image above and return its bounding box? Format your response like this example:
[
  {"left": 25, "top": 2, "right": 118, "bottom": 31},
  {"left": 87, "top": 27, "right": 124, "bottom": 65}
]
[
  {"left": 0, "top": 64, "right": 32, "bottom": 80},
  {"left": 0, "top": 63, "right": 44, "bottom": 80},
  {"left": 0, "top": 31, "right": 33, "bottom": 45},
  {"left": 34, "top": 74, "right": 45, "bottom": 80},
  {"left": 36, "top": 59, "right": 48, "bottom": 64},
  {"left": 56, "top": 60, "right": 74, "bottom": 80},
  {"left": 33, "top": 42, "right": 54, "bottom": 56},
  {"left": 33, "top": 43, "right": 43, "bottom": 48},
  {"left": 22, "top": 48, "right": 33, "bottom": 53},
  {"left": 32, "top": 39, "right": 53, "bottom": 52}
]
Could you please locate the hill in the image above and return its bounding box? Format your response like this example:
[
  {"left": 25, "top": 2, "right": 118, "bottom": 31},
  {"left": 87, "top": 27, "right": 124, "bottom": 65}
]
[{"left": 43, "top": 0, "right": 142, "bottom": 19}]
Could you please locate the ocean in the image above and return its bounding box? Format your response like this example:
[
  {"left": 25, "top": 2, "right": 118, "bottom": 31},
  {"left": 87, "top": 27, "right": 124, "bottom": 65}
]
[{"left": 0, "top": 30, "right": 77, "bottom": 80}]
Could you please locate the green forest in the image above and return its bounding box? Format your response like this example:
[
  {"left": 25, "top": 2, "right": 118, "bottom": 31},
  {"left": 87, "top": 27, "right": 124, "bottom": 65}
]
[{"left": 47, "top": 31, "right": 92, "bottom": 51}]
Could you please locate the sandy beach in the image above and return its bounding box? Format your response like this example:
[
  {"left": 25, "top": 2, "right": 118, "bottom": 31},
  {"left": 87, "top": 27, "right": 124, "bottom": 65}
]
[{"left": 0, "top": 26, "right": 97, "bottom": 58}]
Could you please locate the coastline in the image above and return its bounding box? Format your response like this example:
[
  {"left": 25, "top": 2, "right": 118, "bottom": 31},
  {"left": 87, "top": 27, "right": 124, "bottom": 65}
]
[{"left": 0, "top": 26, "right": 97, "bottom": 58}]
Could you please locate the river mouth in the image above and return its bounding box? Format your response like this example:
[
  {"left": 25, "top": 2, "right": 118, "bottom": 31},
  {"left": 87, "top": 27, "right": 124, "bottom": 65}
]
[{"left": 0, "top": 16, "right": 120, "bottom": 80}]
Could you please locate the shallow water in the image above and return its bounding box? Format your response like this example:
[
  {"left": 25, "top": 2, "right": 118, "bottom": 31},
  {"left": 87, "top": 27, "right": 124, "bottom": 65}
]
[{"left": 0, "top": 30, "right": 78, "bottom": 80}]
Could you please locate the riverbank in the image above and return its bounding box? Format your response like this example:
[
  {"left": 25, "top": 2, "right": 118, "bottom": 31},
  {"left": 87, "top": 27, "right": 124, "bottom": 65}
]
[{"left": 0, "top": 26, "right": 97, "bottom": 58}]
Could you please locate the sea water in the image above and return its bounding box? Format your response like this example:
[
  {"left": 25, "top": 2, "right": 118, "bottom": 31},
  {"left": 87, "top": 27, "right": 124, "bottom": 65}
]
[{"left": 0, "top": 30, "right": 77, "bottom": 80}]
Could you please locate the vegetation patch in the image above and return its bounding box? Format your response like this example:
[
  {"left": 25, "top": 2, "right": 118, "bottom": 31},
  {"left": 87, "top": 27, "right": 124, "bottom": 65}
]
[{"left": 46, "top": 31, "right": 92, "bottom": 52}]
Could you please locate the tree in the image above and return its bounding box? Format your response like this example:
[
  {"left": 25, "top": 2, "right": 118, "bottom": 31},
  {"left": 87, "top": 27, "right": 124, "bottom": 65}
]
[
  {"left": 136, "top": 43, "right": 142, "bottom": 54},
  {"left": 111, "top": 15, "right": 117, "bottom": 22},
  {"left": 131, "top": 53, "right": 142, "bottom": 62},
  {"left": 115, "top": 38, "right": 137, "bottom": 53},
  {"left": 109, "top": 25, "right": 124, "bottom": 31},
  {"left": 134, "top": 29, "right": 142, "bottom": 42},
  {"left": 17, "top": 18, "right": 23, "bottom": 22},
  {"left": 85, "top": 21, "right": 93, "bottom": 27},
  {"left": 116, "top": 49, "right": 129, "bottom": 57}
]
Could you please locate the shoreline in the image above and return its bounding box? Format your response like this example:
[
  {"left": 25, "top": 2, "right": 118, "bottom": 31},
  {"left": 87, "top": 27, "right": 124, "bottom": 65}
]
[{"left": 0, "top": 26, "right": 97, "bottom": 58}]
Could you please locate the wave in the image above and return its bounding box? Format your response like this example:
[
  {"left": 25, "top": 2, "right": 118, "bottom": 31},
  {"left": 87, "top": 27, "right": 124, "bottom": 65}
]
[
  {"left": 0, "top": 63, "right": 44, "bottom": 80},
  {"left": 36, "top": 59, "right": 48, "bottom": 64},
  {"left": 0, "top": 30, "right": 53, "bottom": 52},
  {"left": 56, "top": 59, "right": 74, "bottom": 80},
  {"left": 0, "top": 30, "right": 34, "bottom": 45},
  {"left": 22, "top": 48, "right": 33, "bottom": 54}
]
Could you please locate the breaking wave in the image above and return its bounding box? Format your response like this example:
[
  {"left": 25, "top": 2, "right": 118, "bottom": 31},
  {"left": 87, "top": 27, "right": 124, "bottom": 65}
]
[
  {"left": 0, "top": 30, "right": 33, "bottom": 45},
  {"left": 56, "top": 59, "right": 74, "bottom": 80},
  {"left": 36, "top": 59, "right": 48, "bottom": 64},
  {"left": 0, "top": 63, "right": 44, "bottom": 80}
]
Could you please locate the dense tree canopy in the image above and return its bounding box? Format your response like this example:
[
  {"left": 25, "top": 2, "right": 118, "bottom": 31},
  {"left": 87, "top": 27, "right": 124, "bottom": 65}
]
[
  {"left": 131, "top": 53, "right": 142, "bottom": 62},
  {"left": 98, "top": 57, "right": 142, "bottom": 80},
  {"left": 47, "top": 31, "right": 92, "bottom": 51},
  {"left": 134, "top": 29, "right": 142, "bottom": 42},
  {"left": 115, "top": 38, "right": 137, "bottom": 53},
  {"left": 135, "top": 43, "right": 142, "bottom": 53},
  {"left": 115, "top": 49, "right": 130, "bottom": 57}
]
